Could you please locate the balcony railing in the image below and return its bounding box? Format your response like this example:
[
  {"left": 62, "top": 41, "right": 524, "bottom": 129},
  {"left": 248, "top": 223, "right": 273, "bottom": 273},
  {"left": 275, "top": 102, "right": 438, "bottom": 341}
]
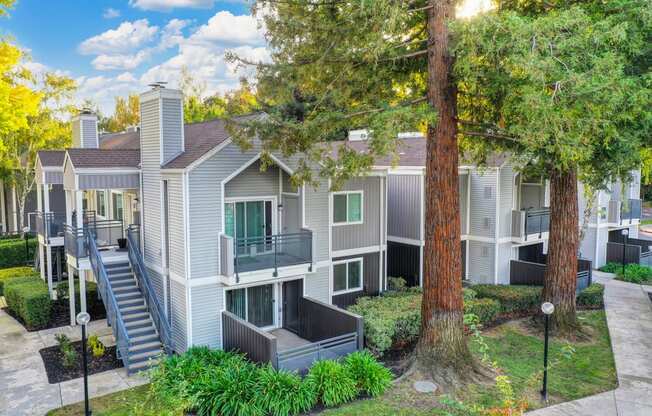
[
  {"left": 35, "top": 211, "right": 67, "bottom": 242},
  {"left": 511, "top": 208, "right": 550, "bottom": 241},
  {"left": 64, "top": 219, "right": 124, "bottom": 259},
  {"left": 620, "top": 199, "right": 642, "bottom": 223},
  {"left": 509, "top": 257, "right": 593, "bottom": 293},
  {"left": 221, "top": 230, "right": 313, "bottom": 282}
]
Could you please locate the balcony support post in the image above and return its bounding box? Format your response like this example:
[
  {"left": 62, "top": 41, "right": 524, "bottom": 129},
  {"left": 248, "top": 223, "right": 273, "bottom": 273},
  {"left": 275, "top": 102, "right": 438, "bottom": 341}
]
[
  {"left": 273, "top": 236, "right": 278, "bottom": 277},
  {"left": 68, "top": 264, "right": 76, "bottom": 326},
  {"left": 46, "top": 245, "right": 54, "bottom": 297}
]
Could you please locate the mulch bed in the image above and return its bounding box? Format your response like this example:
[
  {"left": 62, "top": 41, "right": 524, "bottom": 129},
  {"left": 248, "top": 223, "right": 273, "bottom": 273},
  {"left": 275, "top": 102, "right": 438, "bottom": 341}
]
[
  {"left": 3, "top": 299, "right": 106, "bottom": 332},
  {"left": 39, "top": 340, "right": 123, "bottom": 384}
]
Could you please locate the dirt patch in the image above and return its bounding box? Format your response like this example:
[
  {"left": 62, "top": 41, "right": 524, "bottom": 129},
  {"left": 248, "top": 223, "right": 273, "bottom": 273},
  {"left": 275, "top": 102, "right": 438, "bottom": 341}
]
[
  {"left": 39, "top": 340, "right": 123, "bottom": 384},
  {"left": 2, "top": 299, "right": 106, "bottom": 332}
]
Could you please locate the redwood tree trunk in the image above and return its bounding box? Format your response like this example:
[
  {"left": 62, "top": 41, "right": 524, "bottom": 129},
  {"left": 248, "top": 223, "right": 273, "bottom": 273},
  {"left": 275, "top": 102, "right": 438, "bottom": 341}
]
[
  {"left": 543, "top": 168, "right": 579, "bottom": 332},
  {"left": 417, "top": 0, "right": 470, "bottom": 367}
]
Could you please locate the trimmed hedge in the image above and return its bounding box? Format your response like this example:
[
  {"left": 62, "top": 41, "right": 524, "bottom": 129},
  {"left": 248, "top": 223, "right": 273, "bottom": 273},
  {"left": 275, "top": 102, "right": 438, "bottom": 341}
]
[
  {"left": 464, "top": 298, "right": 501, "bottom": 324},
  {"left": 55, "top": 280, "right": 105, "bottom": 317},
  {"left": 0, "top": 237, "right": 37, "bottom": 269},
  {"left": 473, "top": 284, "right": 542, "bottom": 314},
  {"left": 0, "top": 266, "right": 38, "bottom": 296},
  {"left": 577, "top": 283, "right": 604, "bottom": 308},
  {"left": 4, "top": 277, "right": 52, "bottom": 328}
]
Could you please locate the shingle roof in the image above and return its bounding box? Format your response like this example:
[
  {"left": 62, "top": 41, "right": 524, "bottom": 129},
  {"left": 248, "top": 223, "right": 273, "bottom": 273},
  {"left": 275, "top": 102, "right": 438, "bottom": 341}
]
[
  {"left": 326, "top": 137, "right": 509, "bottom": 168},
  {"left": 66, "top": 149, "right": 140, "bottom": 169},
  {"left": 37, "top": 150, "right": 66, "bottom": 168},
  {"left": 99, "top": 130, "right": 140, "bottom": 150}
]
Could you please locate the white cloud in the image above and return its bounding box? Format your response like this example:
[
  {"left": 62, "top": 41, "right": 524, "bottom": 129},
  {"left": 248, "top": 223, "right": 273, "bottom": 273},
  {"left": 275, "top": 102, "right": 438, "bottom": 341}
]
[
  {"left": 129, "top": 0, "right": 215, "bottom": 11},
  {"left": 78, "top": 19, "right": 158, "bottom": 55},
  {"left": 91, "top": 50, "right": 151, "bottom": 70},
  {"left": 192, "top": 11, "right": 265, "bottom": 45},
  {"left": 116, "top": 72, "right": 138, "bottom": 83},
  {"left": 103, "top": 8, "right": 121, "bottom": 19}
]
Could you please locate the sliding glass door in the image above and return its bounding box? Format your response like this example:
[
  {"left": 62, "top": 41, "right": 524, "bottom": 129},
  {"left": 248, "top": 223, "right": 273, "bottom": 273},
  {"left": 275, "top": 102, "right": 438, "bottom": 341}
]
[
  {"left": 225, "top": 199, "right": 274, "bottom": 255},
  {"left": 226, "top": 284, "right": 275, "bottom": 328}
]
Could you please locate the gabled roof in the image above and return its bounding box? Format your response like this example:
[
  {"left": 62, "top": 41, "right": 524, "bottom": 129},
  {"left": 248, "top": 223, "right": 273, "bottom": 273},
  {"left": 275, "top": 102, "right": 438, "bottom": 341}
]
[
  {"left": 66, "top": 149, "right": 140, "bottom": 169},
  {"left": 37, "top": 150, "right": 66, "bottom": 168},
  {"left": 99, "top": 130, "right": 140, "bottom": 150}
]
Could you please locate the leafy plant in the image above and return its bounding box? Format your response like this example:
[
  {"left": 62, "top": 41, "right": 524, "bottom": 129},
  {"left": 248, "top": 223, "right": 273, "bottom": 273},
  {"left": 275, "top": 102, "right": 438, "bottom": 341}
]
[
  {"left": 616, "top": 263, "right": 652, "bottom": 283},
  {"left": 464, "top": 298, "right": 500, "bottom": 324},
  {"left": 0, "top": 266, "right": 38, "bottom": 296},
  {"left": 0, "top": 237, "right": 37, "bottom": 269},
  {"left": 305, "top": 360, "right": 358, "bottom": 407},
  {"left": 473, "top": 285, "right": 542, "bottom": 314},
  {"left": 344, "top": 351, "right": 393, "bottom": 397},
  {"left": 55, "top": 333, "right": 78, "bottom": 368},
  {"left": 4, "top": 277, "right": 52, "bottom": 328},
  {"left": 577, "top": 284, "right": 604, "bottom": 309},
  {"left": 254, "top": 365, "right": 317, "bottom": 416},
  {"left": 599, "top": 262, "right": 622, "bottom": 274},
  {"left": 87, "top": 334, "right": 105, "bottom": 358},
  {"left": 194, "top": 361, "right": 262, "bottom": 416},
  {"left": 463, "top": 287, "right": 477, "bottom": 301},
  {"left": 387, "top": 276, "right": 407, "bottom": 292}
]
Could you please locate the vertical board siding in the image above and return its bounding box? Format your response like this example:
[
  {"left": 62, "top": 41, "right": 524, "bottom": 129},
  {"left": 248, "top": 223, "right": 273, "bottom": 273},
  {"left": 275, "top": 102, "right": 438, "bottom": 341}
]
[
  {"left": 305, "top": 177, "right": 330, "bottom": 263},
  {"left": 140, "top": 98, "right": 162, "bottom": 267},
  {"left": 468, "top": 241, "right": 495, "bottom": 284},
  {"left": 161, "top": 98, "right": 183, "bottom": 164},
  {"left": 387, "top": 174, "right": 421, "bottom": 240},
  {"left": 332, "top": 177, "right": 381, "bottom": 250},
  {"left": 459, "top": 175, "right": 468, "bottom": 234},
  {"left": 387, "top": 241, "right": 420, "bottom": 287},
  {"left": 81, "top": 119, "right": 97, "bottom": 148},
  {"left": 164, "top": 175, "right": 185, "bottom": 278},
  {"left": 304, "top": 266, "right": 330, "bottom": 303},
  {"left": 499, "top": 167, "right": 514, "bottom": 238},
  {"left": 78, "top": 174, "right": 140, "bottom": 190},
  {"left": 170, "top": 279, "right": 187, "bottom": 352},
  {"left": 469, "top": 171, "right": 496, "bottom": 237},
  {"left": 225, "top": 161, "right": 280, "bottom": 199},
  {"left": 191, "top": 284, "right": 223, "bottom": 348},
  {"left": 332, "top": 251, "right": 380, "bottom": 308}
]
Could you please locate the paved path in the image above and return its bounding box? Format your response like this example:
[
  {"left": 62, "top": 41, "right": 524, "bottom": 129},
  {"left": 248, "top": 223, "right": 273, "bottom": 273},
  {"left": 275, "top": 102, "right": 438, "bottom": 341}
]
[
  {"left": 0, "top": 306, "right": 147, "bottom": 415},
  {"left": 527, "top": 271, "right": 652, "bottom": 416}
]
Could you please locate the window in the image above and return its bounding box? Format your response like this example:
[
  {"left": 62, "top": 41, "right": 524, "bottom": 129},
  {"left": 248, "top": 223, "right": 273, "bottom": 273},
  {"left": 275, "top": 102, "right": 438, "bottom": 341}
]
[
  {"left": 226, "top": 284, "right": 275, "bottom": 328},
  {"left": 483, "top": 186, "right": 493, "bottom": 199},
  {"left": 333, "top": 258, "right": 363, "bottom": 294},
  {"left": 96, "top": 191, "right": 106, "bottom": 217},
  {"left": 112, "top": 193, "right": 124, "bottom": 221},
  {"left": 332, "top": 191, "right": 363, "bottom": 225}
]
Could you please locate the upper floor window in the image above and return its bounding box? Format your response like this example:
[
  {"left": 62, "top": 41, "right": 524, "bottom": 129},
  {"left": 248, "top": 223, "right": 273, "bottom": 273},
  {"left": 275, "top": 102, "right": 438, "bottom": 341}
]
[
  {"left": 333, "top": 191, "right": 363, "bottom": 225},
  {"left": 112, "top": 192, "right": 124, "bottom": 221},
  {"left": 333, "top": 258, "right": 363, "bottom": 294},
  {"left": 96, "top": 191, "right": 106, "bottom": 217}
]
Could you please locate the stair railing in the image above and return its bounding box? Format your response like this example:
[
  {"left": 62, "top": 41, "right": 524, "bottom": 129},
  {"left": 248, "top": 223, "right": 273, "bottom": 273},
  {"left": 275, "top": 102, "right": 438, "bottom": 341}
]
[
  {"left": 87, "top": 231, "right": 130, "bottom": 367},
  {"left": 127, "top": 225, "right": 173, "bottom": 354}
]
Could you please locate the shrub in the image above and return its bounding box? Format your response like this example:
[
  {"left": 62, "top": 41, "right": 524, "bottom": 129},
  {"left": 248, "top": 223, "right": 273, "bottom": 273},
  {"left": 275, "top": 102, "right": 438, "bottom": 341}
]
[
  {"left": 387, "top": 276, "right": 408, "bottom": 292},
  {"left": 55, "top": 333, "right": 78, "bottom": 368},
  {"left": 463, "top": 287, "right": 477, "bottom": 301},
  {"left": 577, "top": 283, "right": 604, "bottom": 309},
  {"left": 348, "top": 292, "right": 421, "bottom": 355},
  {"left": 344, "top": 351, "right": 393, "bottom": 397},
  {"left": 464, "top": 298, "right": 501, "bottom": 324},
  {"left": 55, "top": 280, "right": 104, "bottom": 316},
  {"left": 306, "top": 360, "right": 358, "bottom": 407},
  {"left": 473, "top": 285, "right": 542, "bottom": 314},
  {"left": 599, "top": 262, "right": 621, "bottom": 274},
  {"left": 0, "top": 266, "right": 38, "bottom": 296},
  {"left": 254, "top": 365, "right": 317, "bottom": 416},
  {"left": 616, "top": 263, "right": 652, "bottom": 283},
  {"left": 194, "top": 361, "right": 263, "bottom": 416},
  {"left": 0, "top": 237, "right": 37, "bottom": 269},
  {"left": 87, "top": 334, "right": 106, "bottom": 358},
  {"left": 4, "top": 277, "right": 51, "bottom": 328}
]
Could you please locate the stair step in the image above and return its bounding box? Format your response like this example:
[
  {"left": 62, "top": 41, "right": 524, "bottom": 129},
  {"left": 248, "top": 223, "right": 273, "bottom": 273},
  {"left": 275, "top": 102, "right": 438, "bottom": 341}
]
[
  {"left": 115, "top": 292, "right": 141, "bottom": 301},
  {"left": 120, "top": 304, "right": 147, "bottom": 315},
  {"left": 125, "top": 319, "right": 153, "bottom": 330},
  {"left": 129, "top": 349, "right": 162, "bottom": 364},
  {"left": 118, "top": 299, "right": 145, "bottom": 309},
  {"left": 113, "top": 286, "right": 140, "bottom": 295},
  {"left": 108, "top": 272, "right": 134, "bottom": 281},
  {"left": 127, "top": 326, "right": 156, "bottom": 337},
  {"left": 130, "top": 333, "right": 160, "bottom": 345},
  {"left": 105, "top": 262, "right": 130, "bottom": 270},
  {"left": 128, "top": 358, "right": 160, "bottom": 375},
  {"left": 108, "top": 268, "right": 132, "bottom": 277},
  {"left": 129, "top": 340, "right": 162, "bottom": 354},
  {"left": 123, "top": 312, "right": 149, "bottom": 322},
  {"left": 110, "top": 279, "right": 136, "bottom": 289}
]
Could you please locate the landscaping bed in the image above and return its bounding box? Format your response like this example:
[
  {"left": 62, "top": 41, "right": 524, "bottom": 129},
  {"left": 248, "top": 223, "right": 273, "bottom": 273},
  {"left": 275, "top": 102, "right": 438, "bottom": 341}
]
[
  {"left": 39, "top": 339, "right": 123, "bottom": 384},
  {"left": 599, "top": 262, "right": 652, "bottom": 285},
  {"left": 3, "top": 296, "right": 106, "bottom": 331}
]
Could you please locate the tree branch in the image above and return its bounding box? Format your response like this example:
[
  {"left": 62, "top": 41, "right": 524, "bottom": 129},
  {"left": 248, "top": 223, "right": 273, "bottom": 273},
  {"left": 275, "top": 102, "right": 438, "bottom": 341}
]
[
  {"left": 346, "top": 96, "right": 428, "bottom": 118},
  {"left": 461, "top": 130, "right": 519, "bottom": 143}
]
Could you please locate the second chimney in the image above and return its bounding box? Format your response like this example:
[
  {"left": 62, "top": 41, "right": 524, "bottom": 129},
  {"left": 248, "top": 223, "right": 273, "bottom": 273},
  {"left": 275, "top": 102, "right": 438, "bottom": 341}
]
[{"left": 72, "top": 110, "right": 99, "bottom": 148}]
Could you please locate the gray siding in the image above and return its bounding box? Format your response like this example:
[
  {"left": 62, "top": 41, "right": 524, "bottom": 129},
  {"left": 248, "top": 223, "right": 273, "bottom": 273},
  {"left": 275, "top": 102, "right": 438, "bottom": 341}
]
[
  {"left": 78, "top": 173, "right": 139, "bottom": 190},
  {"left": 163, "top": 174, "right": 185, "bottom": 278},
  {"left": 162, "top": 98, "right": 183, "bottom": 164},
  {"left": 304, "top": 266, "right": 330, "bottom": 303},
  {"left": 63, "top": 162, "right": 76, "bottom": 191},
  {"left": 332, "top": 177, "right": 382, "bottom": 251},
  {"left": 496, "top": 242, "right": 512, "bottom": 284},
  {"left": 499, "top": 166, "right": 514, "bottom": 238},
  {"left": 387, "top": 174, "right": 421, "bottom": 241},
  {"left": 332, "top": 251, "right": 381, "bottom": 308},
  {"left": 305, "top": 177, "right": 330, "bottom": 262},
  {"left": 49, "top": 185, "right": 66, "bottom": 213},
  {"left": 225, "top": 161, "right": 280, "bottom": 199},
  {"left": 170, "top": 279, "right": 188, "bottom": 352},
  {"left": 281, "top": 170, "right": 298, "bottom": 193},
  {"left": 579, "top": 226, "right": 597, "bottom": 265},
  {"left": 469, "top": 171, "right": 497, "bottom": 237},
  {"left": 190, "top": 284, "right": 223, "bottom": 348},
  {"left": 468, "top": 240, "right": 495, "bottom": 284},
  {"left": 459, "top": 175, "right": 468, "bottom": 234},
  {"left": 81, "top": 119, "right": 98, "bottom": 148},
  {"left": 146, "top": 267, "right": 165, "bottom": 306},
  {"left": 140, "top": 98, "right": 162, "bottom": 267},
  {"left": 44, "top": 171, "right": 64, "bottom": 184}
]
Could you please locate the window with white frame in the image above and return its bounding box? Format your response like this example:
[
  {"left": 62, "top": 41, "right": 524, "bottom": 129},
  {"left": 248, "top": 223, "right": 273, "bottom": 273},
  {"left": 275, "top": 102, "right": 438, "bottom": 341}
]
[
  {"left": 96, "top": 191, "right": 106, "bottom": 217},
  {"left": 112, "top": 192, "right": 124, "bottom": 221},
  {"left": 333, "top": 258, "right": 363, "bottom": 294},
  {"left": 332, "top": 191, "right": 363, "bottom": 225}
]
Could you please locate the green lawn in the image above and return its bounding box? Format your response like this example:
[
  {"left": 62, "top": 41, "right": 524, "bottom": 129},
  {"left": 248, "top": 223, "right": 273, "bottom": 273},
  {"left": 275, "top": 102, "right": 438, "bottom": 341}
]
[
  {"left": 47, "top": 311, "right": 616, "bottom": 416},
  {"left": 641, "top": 218, "right": 652, "bottom": 225}
]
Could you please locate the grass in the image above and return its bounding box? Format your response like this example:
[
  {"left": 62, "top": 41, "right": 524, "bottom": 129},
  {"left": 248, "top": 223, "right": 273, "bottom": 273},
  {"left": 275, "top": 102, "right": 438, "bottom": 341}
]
[
  {"left": 641, "top": 218, "right": 652, "bottom": 225},
  {"left": 47, "top": 312, "right": 616, "bottom": 416}
]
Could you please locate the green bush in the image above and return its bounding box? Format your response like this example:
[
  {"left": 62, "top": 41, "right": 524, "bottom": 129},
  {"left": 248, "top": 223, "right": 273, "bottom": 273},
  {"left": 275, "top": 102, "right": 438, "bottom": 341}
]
[
  {"left": 464, "top": 298, "right": 501, "bottom": 324},
  {"left": 194, "top": 360, "right": 263, "bottom": 416},
  {"left": 348, "top": 292, "right": 421, "bottom": 355},
  {"left": 473, "top": 285, "right": 542, "bottom": 314},
  {"left": 0, "top": 266, "right": 38, "bottom": 296},
  {"left": 4, "top": 277, "right": 51, "bottom": 328},
  {"left": 0, "top": 237, "right": 37, "bottom": 269},
  {"left": 463, "top": 287, "right": 477, "bottom": 301},
  {"left": 616, "top": 263, "right": 652, "bottom": 283},
  {"left": 344, "top": 351, "right": 393, "bottom": 397},
  {"left": 577, "top": 283, "right": 605, "bottom": 309},
  {"left": 599, "top": 262, "right": 622, "bottom": 274},
  {"left": 55, "top": 280, "right": 104, "bottom": 316},
  {"left": 306, "top": 360, "right": 358, "bottom": 407},
  {"left": 387, "top": 276, "right": 408, "bottom": 292},
  {"left": 87, "top": 334, "right": 106, "bottom": 358},
  {"left": 254, "top": 365, "right": 317, "bottom": 416},
  {"left": 55, "top": 333, "right": 78, "bottom": 368}
]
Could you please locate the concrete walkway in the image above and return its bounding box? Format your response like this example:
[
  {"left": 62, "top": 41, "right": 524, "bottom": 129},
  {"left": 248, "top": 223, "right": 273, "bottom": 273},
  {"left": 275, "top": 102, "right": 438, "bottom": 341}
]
[
  {"left": 0, "top": 306, "right": 147, "bottom": 416},
  {"left": 527, "top": 271, "right": 652, "bottom": 416}
]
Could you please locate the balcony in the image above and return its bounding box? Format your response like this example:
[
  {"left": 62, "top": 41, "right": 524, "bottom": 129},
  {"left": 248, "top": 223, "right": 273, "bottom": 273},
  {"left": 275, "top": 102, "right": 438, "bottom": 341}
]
[
  {"left": 220, "top": 230, "right": 314, "bottom": 285},
  {"left": 511, "top": 208, "right": 550, "bottom": 242},
  {"left": 620, "top": 199, "right": 642, "bottom": 224},
  {"left": 35, "top": 211, "right": 66, "bottom": 244},
  {"left": 64, "top": 219, "right": 125, "bottom": 260}
]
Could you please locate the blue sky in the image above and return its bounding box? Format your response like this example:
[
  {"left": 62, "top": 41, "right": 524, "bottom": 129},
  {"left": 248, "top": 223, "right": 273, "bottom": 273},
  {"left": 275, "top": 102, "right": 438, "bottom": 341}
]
[{"left": 1, "top": 0, "right": 267, "bottom": 114}]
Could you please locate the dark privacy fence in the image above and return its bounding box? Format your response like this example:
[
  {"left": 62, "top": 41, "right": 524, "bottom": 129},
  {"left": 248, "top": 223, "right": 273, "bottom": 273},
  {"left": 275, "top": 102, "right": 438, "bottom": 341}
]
[
  {"left": 222, "top": 310, "right": 278, "bottom": 366},
  {"left": 510, "top": 258, "right": 593, "bottom": 292}
]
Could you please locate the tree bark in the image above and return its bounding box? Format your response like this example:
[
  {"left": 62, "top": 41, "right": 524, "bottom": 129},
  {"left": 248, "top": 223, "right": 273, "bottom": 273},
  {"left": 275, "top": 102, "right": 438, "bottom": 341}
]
[
  {"left": 417, "top": 0, "right": 470, "bottom": 368},
  {"left": 543, "top": 168, "right": 579, "bottom": 333}
]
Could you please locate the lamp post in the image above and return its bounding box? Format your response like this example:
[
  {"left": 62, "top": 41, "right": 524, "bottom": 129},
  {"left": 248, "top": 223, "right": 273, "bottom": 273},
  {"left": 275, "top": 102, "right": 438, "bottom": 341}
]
[
  {"left": 76, "top": 311, "right": 92, "bottom": 416},
  {"left": 541, "top": 302, "right": 555, "bottom": 403},
  {"left": 22, "top": 226, "right": 30, "bottom": 264},
  {"left": 621, "top": 228, "right": 629, "bottom": 275}
]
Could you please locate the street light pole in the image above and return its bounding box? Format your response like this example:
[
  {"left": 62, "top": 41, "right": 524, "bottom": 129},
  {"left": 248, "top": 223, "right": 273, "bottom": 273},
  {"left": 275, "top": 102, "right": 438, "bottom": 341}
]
[
  {"left": 76, "top": 312, "right": 92, "bottom": 416},
  {"left": 541, "top": 302, "right": 555, "bottom": 403},
  {"left": 621, "top": 228, "right": 629, "bottom": 276},
  {"left": 22, "top": 226, "right": 30, "bottom": 265}
]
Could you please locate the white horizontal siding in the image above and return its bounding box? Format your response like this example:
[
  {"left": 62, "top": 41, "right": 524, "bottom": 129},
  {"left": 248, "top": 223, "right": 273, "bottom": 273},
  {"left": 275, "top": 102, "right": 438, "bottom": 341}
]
[
  {"left": 304, "top": 265, "right": 330, "bottom": 303},
  {"left": 190, "top": 284, "right": 223, "bottom": 349},
  {"left": 170, "top": 279, "right": 187, "bottom": 352}
]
